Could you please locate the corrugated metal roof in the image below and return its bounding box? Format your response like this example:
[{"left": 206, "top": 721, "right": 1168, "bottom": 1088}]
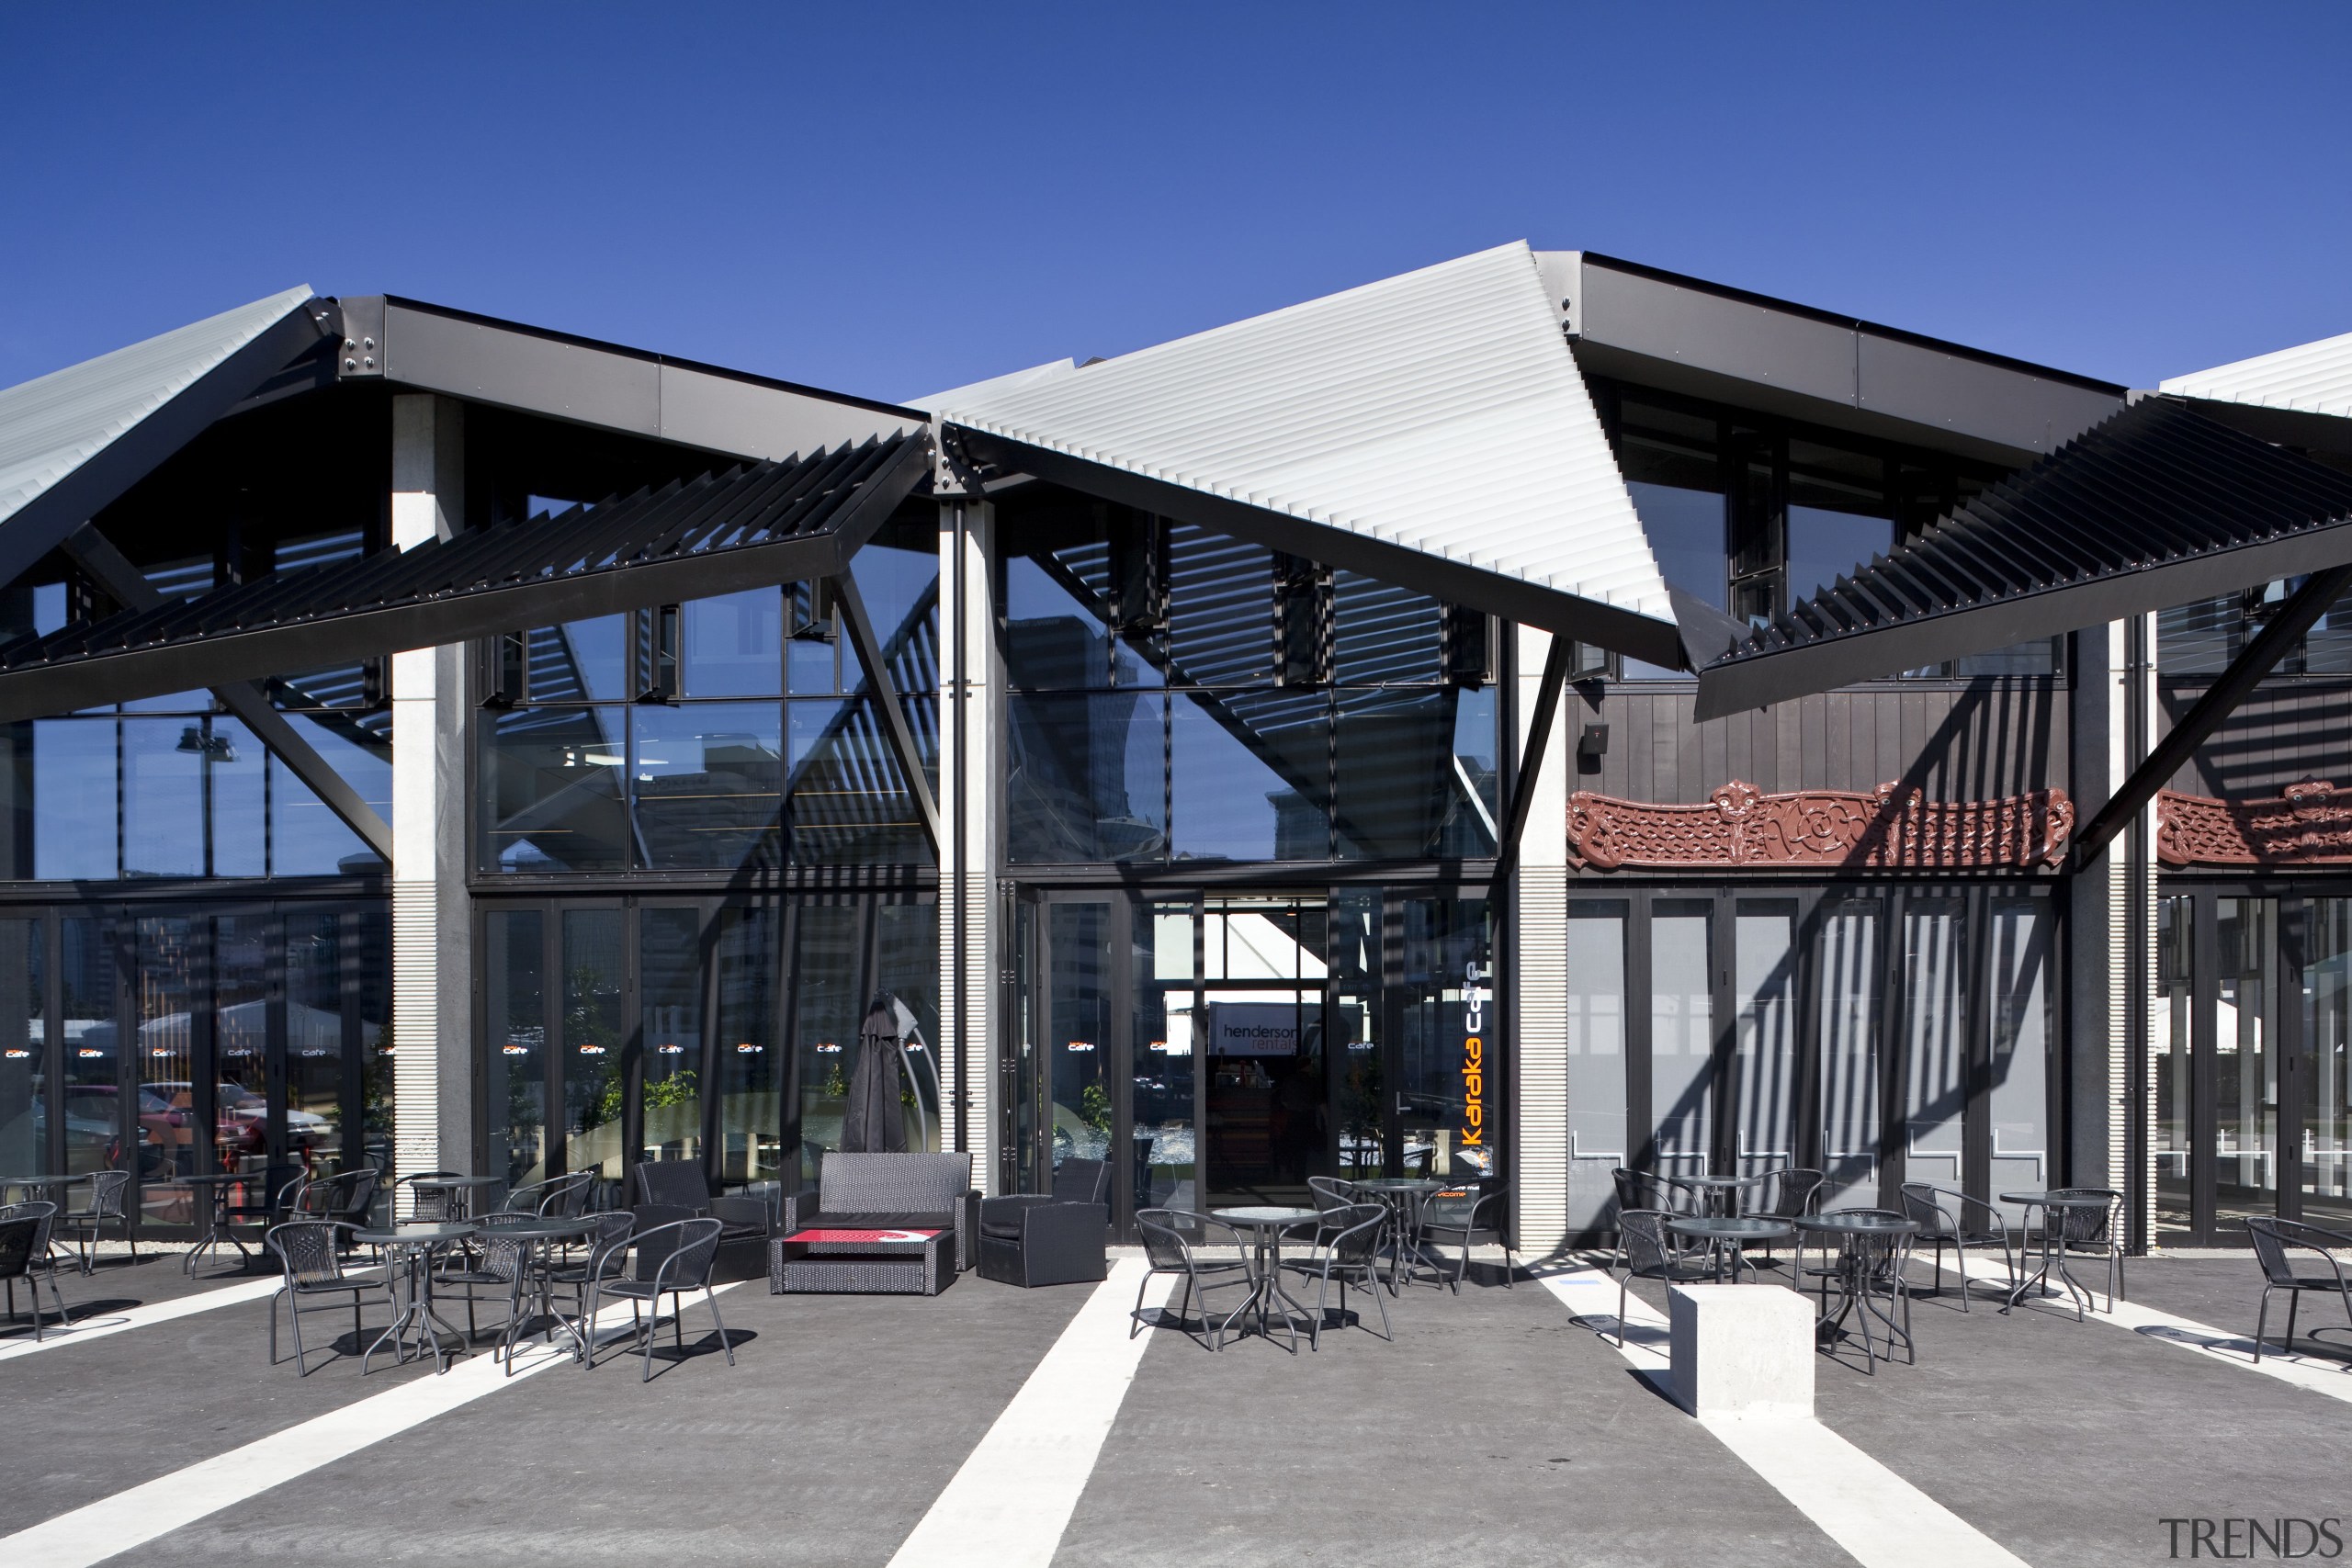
[
  {"left": 2161, "top": 328, "right": 2352, "bottom": 420},
  {"left": 1690, "top": 398, "right": 2352, "bottom": 719},
  {"left": 936, "top": 243, "right": 1676, "bottom": 648},
  {"left": 0, "top": 285, "right": 314, "bottom": 530}
]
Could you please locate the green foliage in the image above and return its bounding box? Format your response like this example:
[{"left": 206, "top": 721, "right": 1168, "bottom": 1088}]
[{"left": 1080, "top": 1081, "right": 1113, "bottom": 1134}]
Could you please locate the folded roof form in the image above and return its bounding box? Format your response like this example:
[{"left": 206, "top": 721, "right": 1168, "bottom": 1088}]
[
  {"left": 2163, "top": 329, "right": 2352, "bottom": 421},
  {"left": 935, "top": 241, "right": 1685, "bottom": 667}
]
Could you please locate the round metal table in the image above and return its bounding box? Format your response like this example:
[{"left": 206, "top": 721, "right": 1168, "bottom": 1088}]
[
  {"left": 1351, "top": 1178, "right": 1448, "bottom": 1291},
  {"left": 354, "top": 1222, "right": 479, "bottom": 1373},
  {"left": 407, "top": 1174, "right": 504, "bottom": 1221},
  {"left": 177, "top": 1172, "right": 263, "bottom": 1273},
  {"left": 1667, "top": 1214, "right": 1793, "bottom": 1283},
  {"left": 1210, "top": 1206, "right": 1318, "bottom": 1349},
  {"left": 492, "top": 1214, "right": 603, "bottom": 1370},
  {"left": 1998, "top": 1191, "right": 2113, "bottom": 1321},
  {"left": 1678, "top": 1174, "right": 1771, "bottom": 1218},
  {"left": 1793, "top": 1213, "right": 1918, "bottom": 1373}
]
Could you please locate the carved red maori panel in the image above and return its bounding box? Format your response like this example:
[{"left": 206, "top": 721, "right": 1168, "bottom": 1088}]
[
  {"left": 1565, "top": 780, "right": 2075, "bottom": 872},
  {"left": 2157, "top": 782, "right": 2352, "bottom": 867}
]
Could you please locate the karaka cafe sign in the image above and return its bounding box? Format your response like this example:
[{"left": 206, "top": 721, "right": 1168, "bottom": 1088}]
[{"left": 1460, "top": 958, "right": 1487, "bottom": 1156}]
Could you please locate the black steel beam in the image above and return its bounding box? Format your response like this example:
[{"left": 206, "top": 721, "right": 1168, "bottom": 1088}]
[
  {"left": 954, "top": 429, "right": 1688, "bottom": 670},
  {"left": 0, "top": 298, "right": 334, "bottom": 593},
  {"left": 1493, "top": 633, "right": 1574, "bottom": 880},
  {"left": 61, "top": 524, "right": 392, "bottom": 863},
  {"left": 830, "top": 569, "right": 942, "bottom": 853},
  {"left": 2071, "top": 563, "right": 2352, "bottom": 869},
  {"left": 0, "top": 436, "right": 929, "bottom": 723}
]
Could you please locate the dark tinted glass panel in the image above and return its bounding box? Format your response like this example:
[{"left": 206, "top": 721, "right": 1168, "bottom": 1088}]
[
  {"left": 1785, "top": 507, "right": 1892, "bottom": 606},
  {"left": 271, "top": 714, "right": 390, "bottom": 876},
  {"left": 478, "top": 706, "right": 628, "bottom": 873},
  {"left": 355, "top": 908, "right": 391, "bottom": 1181},
  {"left": 793, "top": 903, "right": 860, "bottom": 1184},
  {"left": 1134, "top": 900, "right": 1196, "bottom": 1209},
  {"left": 633, "top": 703, "right": 784, "bottom": 870},
  {"left": 1563, "top": 900, "right": 1626, "bottom": 1230},
  {"left": 1649, "top": 899, "right": 1713, "bottom": 1181},
  {"left": 485, "top": 909, "right": 545, "bottom": 1188},
  {"left": 788, "top": 698, "right": 930, "bottom": 865},
  {"left": 61, "top": 919, "right": 120, "bottom": 1187},
  {"left": 1448, "top": 686, "right": 1499, "bottom": 857},
  {"left": 1331, "top": 571, "right": 1441, "bottom": 684},
  {"left": 1007, "top": 694, "right": 1166, "bottom": 863},
  {"left": 287, "top": 914, "right": 346, "bottom": 1176},
  {"left": 213, "top": 915, "right": 270, "bottom": 1174},
  {"left": 2216, "top": 898, "right": 2279, "bottom": 1234},
  {"left": 1167, "top": 525, "right": 1273, "bottom": 686},
  {"left": 1004, "top": 554, "right": 1111, "bottom": 690},
  {"left": 187, "top": 719, "right": 263, "bottom": 877},
  {"left": 531, "top": 616, "right": 628, "bottom": 703},
  {"left": 32, "top": 719, "right": 115, "bottom": 879},
  {"left": 0, "top": 919, "right": 43, "bottom": 1177},
  {"left": 1170, "top": 694, "right": 1326, "bottom": 862},
  {"left": 1398, "top": 897, "right": 1492, "bottom": 1180},
  {"left": 2304, "top": 588, "right": 2352, "bottom": 675},
  {"left": 639, "top": 907, "right": 703, "bottom": 1167},
  {"left": 2158, "top": 597, "right": 2237, "bottom": 675},
  {"left": 1047, "top": 901, "right": 1113, "bottom": 1170},
  {"left": 876, "top": 902, "right": 941, "bottom": 1152},
  {"left": 1334, "top": 688, "right": 1458, "bottom": 860},
  {"left": 715, "top": 906, "right": 782, "bottom": 1184},
  {"left": 850, "top": 533, "right": 942, "bottom": 661},
  {"left": 134, "top": 917, "right": 196, "bottom": 1224},
  {"left": 2156, "top": 896, "right": 2192, "bottom": 1244},
  {"left": 560, "top": 909, "right": 625, "bottom": 1185},
  {"left": 681, "top": 589, "right": 782, "bottom": 698}
]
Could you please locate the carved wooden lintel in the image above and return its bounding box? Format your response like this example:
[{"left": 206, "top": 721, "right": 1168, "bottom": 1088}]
[
  {"left": 1565, "top": 780, "right": 2074, "bottom": 872},
  {"left": 2158, "top": 782, "right": 2352, "bottom": 867}
]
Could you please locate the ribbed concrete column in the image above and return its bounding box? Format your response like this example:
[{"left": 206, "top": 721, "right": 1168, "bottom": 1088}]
[
  {"left": 390, "top": 395, "right": 473, "bottom": 1210},
  {"left": 1511, "top": 625, "right": 1574, "bottom": 1258},
  {"left": 937, "top": 497, "right": 998, "bottom": 1194}
]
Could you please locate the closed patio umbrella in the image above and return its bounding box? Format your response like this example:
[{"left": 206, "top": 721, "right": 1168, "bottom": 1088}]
[{"left": 839, "top": 999, "right": 908, "bottom": 1153}]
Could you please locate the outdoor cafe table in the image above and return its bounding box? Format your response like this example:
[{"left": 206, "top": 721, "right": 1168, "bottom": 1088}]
[
  {"left": 491, "top": 1215, "right": 601, "bottom": 1370},
  {"left": 410, "top": 1174, "right": 504, "bottom": 1220},
  {"left": 1792, "top": 1213, "right": 1918, "bottom": 1373},
  {"left": 1679, "top": 1174, "right": 1770, "bottom": 1218},
  {"left": 1999, "top": 1190, "right": 2111, "bottom": 1321},
  {"left": 178, "top": 1172, "right": 260, "bottom": 1273},
  {"left": 1351, "top": 1177, "right": 1448, "bottom": 1290},
  {"left": 1667, "top": 1214, "right": 1792, "bottom": 1283},
  {"left": 354, "top": 1222, "right": 479, "bottom": 1374},
  {"left": 1210, "top": 1206, "right": 1318, "bottom": 1347}
]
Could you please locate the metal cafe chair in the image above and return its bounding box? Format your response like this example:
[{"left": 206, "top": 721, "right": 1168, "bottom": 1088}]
[
  {"left": 582, "top": 1216, "right": 732, "bottom": 1382},
  {"left": 56, "top": 1169, "right": 133, "bottom": 1274},
  {"left": 1611, "top": 1210, "right": 1710, "bottom": 1347},
  {"left": 2245, "top": 1217, "right": 2352, "bottom": 1362},
  {"left": 1133, "top": 1208, "right": 1256, "bottom": 1351},
  {"left": 264, "top": 1220, "right": 391, "bottom": 1376},
  {"left": 1899, "top": 1183, "right": 2015, "bottom": 1311},
  {"left": 0, "top": 1202, "right": 69, "bottom": 1339},
  {"left": 1277, "top": 1203, "right": 1392, "bottom": 1348}
]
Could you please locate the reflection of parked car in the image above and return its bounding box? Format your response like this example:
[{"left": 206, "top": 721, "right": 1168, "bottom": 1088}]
[
  {"left": 143, "top": 1081, "right": 332, "bottom": 1156},
  {"left": 62, "top": 1084, "right": 174, "bottom": 1172}
]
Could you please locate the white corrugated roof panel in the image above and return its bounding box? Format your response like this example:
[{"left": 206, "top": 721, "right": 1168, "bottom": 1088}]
[
  {"left": 2161, "top": 328, "right": 2352, "bottom": 419},
  {"left": 0, "top": 285, "right": 313, "bottom": 529},
  {"left": 935, "top": 243, "right": 1676, "bottom": 636}
]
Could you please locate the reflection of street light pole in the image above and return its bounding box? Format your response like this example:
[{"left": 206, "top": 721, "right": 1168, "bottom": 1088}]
[{"left": 175, "top": 725, "right": 236, "bottom": 762}]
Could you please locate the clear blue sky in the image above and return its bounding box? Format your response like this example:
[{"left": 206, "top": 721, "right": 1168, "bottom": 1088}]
[{"left": 4, "top": 3, "right": 2346, "bottom": 406}]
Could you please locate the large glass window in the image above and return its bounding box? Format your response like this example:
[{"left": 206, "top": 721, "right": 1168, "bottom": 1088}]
[
  {"left": 632, "top": 704, "right": 784, "bottom": 870},
  {"left": 1006, "top": 694, "right": 1165, "bottom": 863},
  {"left": 681, "top": 589, "right": 783, "bottom": 698},
  {"left": 134, "top": 917, "right": 197, "bottom": 1224},
  {"left": 1565, "top": 900, "right": 1627, "bottom": 1234},
  {"left": 2156, "top": 896, "right": 2194, "bottom": 1244},
  {"left": 61, "top": 919, "right": 119, "bottom": 1185},
  {"left": 2304, "top": 899, "right": 2352, "bottom": 1231},
  {"left": 0, "top": 919, "right": 43, "bottom": 1178},
  {"left": 1733, "top": 900, "right": 1800, "bottom": 1179},
  {"left": 1985, "top": 897, "right": 2054, "bottom": 1205},
  {"left": 792, "top": 903, "right": 861, "bottom": 1183},
  {"left": 1901, "top": 898, "right": 1969, "bottom": 1201},
  {"left": 479, "top": 707, "right": 630, "bottom": 873},
  {"left": 1047, "top": 901, "right": 1114, "bottom": 1170},
  {"left": 1134, "top": 900, "right": 1198, "bottom": 1210},
  {"left": 213, "top": 915, "right": 270, "bottom": 1175},
  {"left": 638, "top": 907, "right": 704, "bottom": 1167},
  {"left": 1816, "top": 901, "right": 1883, "bottom": 1212},
  {"left": 32, "top": 719, "right": 116, "bottom": 879},
  {"left": 715, "top": 906, "right": 782, "bottom": 1184},
  {"left": 2216, "top": 898, "right": 2278, "bottom": 1234},
  {"left": 122, "top": 719, "right": 204, "bottom": 878},
  {"left": 485, "top": 909, "right": 546, "bottom": 1188},
  {"left": 560, "top": 909, "right": 626, "bottom": 1183},
  {"left": 1649, "top": 900, "right": 1713, "bottom": 1181}
]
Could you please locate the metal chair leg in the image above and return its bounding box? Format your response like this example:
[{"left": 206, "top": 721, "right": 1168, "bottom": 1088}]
[
  {"left": 707, "top": 1287, "right": 732, "bottom": 1365},
  {"left": 2255, "top": 1285, "right": 2274, "bottom": 1362},
  {"left": 2288, "top": 1291, "right": 2302, "bottom": 1354}
]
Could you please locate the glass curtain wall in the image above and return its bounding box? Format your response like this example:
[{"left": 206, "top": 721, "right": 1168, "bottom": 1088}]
[
  {"left": 0, "top": 919, "right": 41, "bottom": 1175},
  {"left": 2304, "top": 899, "right": 2352, "bottom": 1230},
  {"left": 638, "top": 907, "right": 704, "bottom": 1168},
  {"left": 1901, "top": 899, "right": 1969, "bottom": 1200},
  {"left": 1733, "top": 899, "right": 1800, "bottom": 1179},
  {"left": 1397, "top": 898, "right": 1494, "bottom": 1183},
  {"left": 1648, "top": 901, "right": 1714, "bottom": 1182},
  {"left": 1986, "top": 897, "right": 2055, "bottom": 1202},
  {"left": 1133, "top": 900, "right": 1197, "bottom": 1211},
  {"left": 2217, "top": 898, "right": 2278, "bottom": 1233},
  {"left": 561, "top": 910, "right": 626, "bottom": 1184},
  {"left": 1815, "top": 901, "right": 1882, "bottom": 1212},
  {"left": 1564, "top": 901, "right": 1628, "bottom": 1234},
  {"left": 2156, "top": 896, "right": 2195, "bottom": 1243},
  {"left": 485, "top": 909, "right": 547, "bottom": 1188},
  {"left": 714, "top": 906, "right": 782, "bottom": 1186}
]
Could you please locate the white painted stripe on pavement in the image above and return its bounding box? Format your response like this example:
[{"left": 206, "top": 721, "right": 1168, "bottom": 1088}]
[
  {"left": 0, "top": 1283, "right": 740, "bottom": 1568},
  {"left": 1943, "top": 1250, "right": 2352, "bottom": 1404},
  {"left": 888, "top": 1258, "right": 1174, "bottom": 1568},
  {"left": 1534, "top": 1265, "right": 2030, "bottom": 1568},
  {"left": 0, "top": 1275, "right": 284, "bottom": 1365}
]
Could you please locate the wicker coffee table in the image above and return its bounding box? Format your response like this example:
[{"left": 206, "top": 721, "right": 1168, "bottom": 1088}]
[{"left": 769, "top": 1224, "right": 954, "bottom": 1295}]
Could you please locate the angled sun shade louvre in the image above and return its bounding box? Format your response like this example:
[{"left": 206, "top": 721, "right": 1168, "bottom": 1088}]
[
  {"left": 1691, "top": 398, "right": 2352, "bottom": 720},
  {"left": 0, "top": 433, "right": 931, "bottom": 722},
  {"left": 0, "top": 286, "right": 324, "bottom": 589},
  {"left": 938, "top": 242, "right": 1682, "bottom": 666},
  {"left": 2162, "top": 329, "right": 2352, "bottom": 421}
]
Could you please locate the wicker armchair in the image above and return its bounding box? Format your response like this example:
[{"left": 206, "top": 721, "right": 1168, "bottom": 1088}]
[
  {"left": 264, "top": 1220, "right": 389, "bottom": 1375},
  {"left": 585, "top": 1215, "right": 732, "bottom": 1382},
  {"left": 1277, "top": 1202, "right": 1392, "bottom": 1348},
  {"left": 978, "top": 1157, "right": 1109, "bottom": 1288},
  {"left": 633, "top": 1161, "right": 775, "bottom": 1247},
  {"left": 1134, "top": 1208, "right": 1257, "bottom": 1351}
]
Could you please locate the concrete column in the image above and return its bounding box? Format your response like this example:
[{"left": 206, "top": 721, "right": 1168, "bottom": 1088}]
[
  {"left": 936, "top": 497, "right": 998, "bottom": 1194},
  {"left": 2067, "top": 626, "right": 2112, "bottom": 1195},
  {"left": 390, "top": 395, "right": 474, "bottom": 1208},
  {"left": 1511, "top": 624, "right": 1574, "bottom": 1258}
]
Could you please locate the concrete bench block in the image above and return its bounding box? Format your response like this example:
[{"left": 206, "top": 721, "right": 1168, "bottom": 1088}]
[{"left": 1668, "top": 1283, "right": 1814, "bottom": 1418}]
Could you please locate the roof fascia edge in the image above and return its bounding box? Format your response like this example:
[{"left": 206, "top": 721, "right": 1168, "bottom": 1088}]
[
  {"left": 1690, "top": 525, "right": 2352, "bottom": 720},
  {"left": 956, "top": 427, "right": 1685, "bottom": 668},
  {"left": 0, "top": 298, "right": 332, "bottom": 592}
]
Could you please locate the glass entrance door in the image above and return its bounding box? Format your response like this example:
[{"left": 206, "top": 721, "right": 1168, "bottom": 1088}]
[{"left": 1201, "top": 895, "right": 1329, "bottom": 1210}]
